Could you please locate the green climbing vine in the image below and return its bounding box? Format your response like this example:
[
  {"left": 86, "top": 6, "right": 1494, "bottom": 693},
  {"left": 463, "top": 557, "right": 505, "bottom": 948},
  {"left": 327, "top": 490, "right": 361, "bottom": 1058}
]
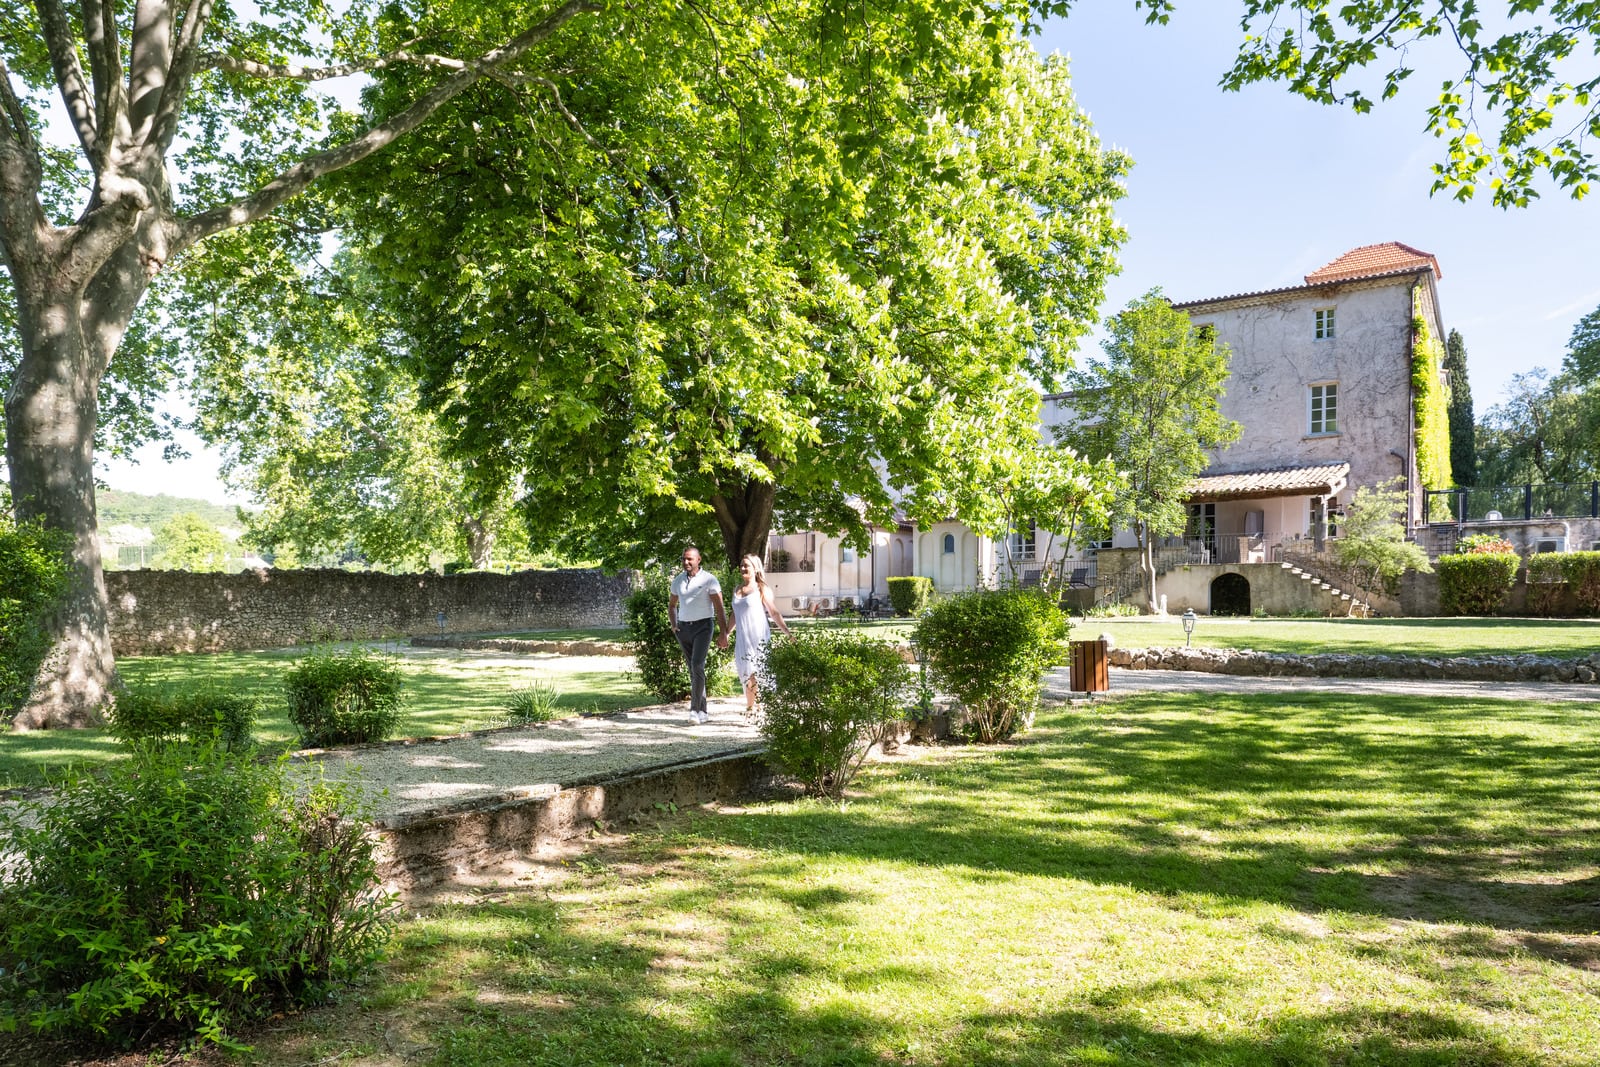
[{"left": 1412, "top": 288, "right": 1453, "bottom": 520}]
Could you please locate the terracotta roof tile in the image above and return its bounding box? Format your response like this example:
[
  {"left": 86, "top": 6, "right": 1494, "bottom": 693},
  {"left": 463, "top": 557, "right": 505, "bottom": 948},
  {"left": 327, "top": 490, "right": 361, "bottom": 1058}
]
[
  {"left": 1186, "top": 462, "right": 1350, "bottom": 503},
  {"left": 1304, "top": 242, "right": 1441, "bottom": 284}
]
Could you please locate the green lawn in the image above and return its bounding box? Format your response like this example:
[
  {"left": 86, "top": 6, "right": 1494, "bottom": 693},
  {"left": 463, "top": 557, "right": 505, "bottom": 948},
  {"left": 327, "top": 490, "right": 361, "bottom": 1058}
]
[
  {"left": 206, "top": 691, "right": 1600, "bottom": 1067},
  {"left": 0, "top": 645, "right": 651, "bottom": 789},
  {"left": 1081, "top": 616, "right": 1600, "bottom": 659}
]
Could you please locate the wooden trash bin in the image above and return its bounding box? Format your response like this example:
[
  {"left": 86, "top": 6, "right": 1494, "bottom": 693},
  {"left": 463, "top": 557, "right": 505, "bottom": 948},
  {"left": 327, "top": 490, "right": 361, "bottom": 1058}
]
[{"left": 1069, "top": 638, "right": 1109, "bottom": 694}]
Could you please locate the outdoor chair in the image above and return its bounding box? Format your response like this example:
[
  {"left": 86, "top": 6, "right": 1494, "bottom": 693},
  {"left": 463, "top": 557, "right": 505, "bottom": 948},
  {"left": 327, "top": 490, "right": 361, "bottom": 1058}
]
[{"left": 1066, "top": 567, "right": 1090, "bottom": 588}]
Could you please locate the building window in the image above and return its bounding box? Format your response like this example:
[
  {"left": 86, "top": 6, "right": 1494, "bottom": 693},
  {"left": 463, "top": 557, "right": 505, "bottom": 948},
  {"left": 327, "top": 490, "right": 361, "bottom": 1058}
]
[
  {"left": 1187, "top": 503, "right": 1216, "bottom": 556},
  {"left": 1009, "top": 522, "right": 1037, "bottom": 560},
  {"left": 1314, "top": 307, "right": 1336, "bottom": 340},
  {"left": 1309, "top": 382, "right": 1339, "bottom": 434},
  {"left": 942, "top": 533, "right": 955, "bottom": 554},
  {"left": 841, "top": 547, "right": 855, "bottom": 563}
]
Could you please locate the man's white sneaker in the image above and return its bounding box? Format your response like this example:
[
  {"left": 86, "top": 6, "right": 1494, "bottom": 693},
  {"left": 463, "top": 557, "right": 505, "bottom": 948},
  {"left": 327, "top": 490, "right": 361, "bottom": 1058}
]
[{"left": 696, "top": 709, "right": 710, "bottom": 724}]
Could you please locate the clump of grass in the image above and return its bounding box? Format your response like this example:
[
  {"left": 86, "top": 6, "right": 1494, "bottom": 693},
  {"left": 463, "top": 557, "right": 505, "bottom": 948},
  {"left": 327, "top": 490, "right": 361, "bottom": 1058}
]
[{"left": 502, "top": 679, "right": 561, "bottom": 725}]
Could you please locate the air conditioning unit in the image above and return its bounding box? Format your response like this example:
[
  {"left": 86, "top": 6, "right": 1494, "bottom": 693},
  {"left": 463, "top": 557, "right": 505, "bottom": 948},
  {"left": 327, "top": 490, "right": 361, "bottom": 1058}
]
[{"left": 1534, "top": 538, "right": 1567, "bottom": 553}]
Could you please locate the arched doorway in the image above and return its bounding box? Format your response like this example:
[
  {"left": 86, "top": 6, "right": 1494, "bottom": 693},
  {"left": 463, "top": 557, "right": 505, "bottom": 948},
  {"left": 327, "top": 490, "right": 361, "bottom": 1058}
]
[{"left": 1210, "top": 573, "right": 1251, "bottom": 616}]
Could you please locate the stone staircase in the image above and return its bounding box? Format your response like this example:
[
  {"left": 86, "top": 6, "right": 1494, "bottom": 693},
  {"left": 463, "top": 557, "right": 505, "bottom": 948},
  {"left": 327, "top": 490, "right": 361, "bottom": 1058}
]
[{"left": 1277, "top": 558, "right": 1378, "bottom": 617}]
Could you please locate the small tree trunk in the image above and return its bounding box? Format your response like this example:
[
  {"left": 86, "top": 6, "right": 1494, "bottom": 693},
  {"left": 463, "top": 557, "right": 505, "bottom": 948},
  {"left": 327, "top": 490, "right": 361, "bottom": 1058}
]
[{"left": 1137, "top": 521, "right": 1159, "bottom": 614}]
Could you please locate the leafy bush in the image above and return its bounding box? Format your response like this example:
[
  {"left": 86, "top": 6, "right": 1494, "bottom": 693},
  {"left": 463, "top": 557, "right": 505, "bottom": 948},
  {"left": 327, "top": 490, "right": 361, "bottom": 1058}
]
[
  {"left": 886, "top": 576, "right": 934, "bottom": 617},
  {"left": 504, "top": 679, "right": 561, "bottom": 724},
  {"left": 914, "top": 589, "right": 1068, "bottom": 743},
  {"left": 1558, "top": 551, "right": 1600, "bottom": 615},
  {"left": 1457, "top": 533, "right": 1516, "bottom": 554},
  {"left": 0, "top": 743, "right": 393, "bottom": 1050},
  {"left": 1084, "top": 601, "right": 1141, "bottom": 618},
  {"left": 109, "top": 686, "right": 258, "bottom": 751},
  {"left": 1436, "top": 551, "right": 1519, "bottom": 615},
  {"left": 622, "top": 576, "right": 735, "bottom": 702},
  {"left": 0, "top": 519, "right": 71, "bottom": 722},
  {"left": 284, "top": 647, "right": 404, "bottom": 747},
  {"left": 759, "top": 629, "right": 911, "bottom": 799}
]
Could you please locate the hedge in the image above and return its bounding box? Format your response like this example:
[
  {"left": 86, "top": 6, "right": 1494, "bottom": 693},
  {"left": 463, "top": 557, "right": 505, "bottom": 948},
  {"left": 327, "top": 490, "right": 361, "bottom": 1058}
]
[{"left": 1436, "top": 551, "right": 1519, "bottom": 615}]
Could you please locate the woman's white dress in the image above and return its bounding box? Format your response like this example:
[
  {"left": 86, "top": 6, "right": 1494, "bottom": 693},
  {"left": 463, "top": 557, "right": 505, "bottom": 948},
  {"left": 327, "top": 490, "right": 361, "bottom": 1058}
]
[{"left": 732, "top": 587, "right": 772, "bottom": 683}]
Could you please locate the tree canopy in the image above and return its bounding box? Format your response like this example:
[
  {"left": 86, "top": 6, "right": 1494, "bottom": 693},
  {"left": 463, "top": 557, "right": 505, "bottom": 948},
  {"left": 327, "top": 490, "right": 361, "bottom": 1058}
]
[
  {"left": 333, "top": 6, "right": 1129, "bottom": 570},
  {"left": 1147, "top": 0, "right": 1600, "bottom": 207}
]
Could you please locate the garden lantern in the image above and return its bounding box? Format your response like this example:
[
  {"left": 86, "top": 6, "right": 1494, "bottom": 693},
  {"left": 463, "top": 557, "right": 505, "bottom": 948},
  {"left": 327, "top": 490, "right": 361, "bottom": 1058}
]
[{"left": 1181, "top": 609, "right": 1197, "bottom": 647}]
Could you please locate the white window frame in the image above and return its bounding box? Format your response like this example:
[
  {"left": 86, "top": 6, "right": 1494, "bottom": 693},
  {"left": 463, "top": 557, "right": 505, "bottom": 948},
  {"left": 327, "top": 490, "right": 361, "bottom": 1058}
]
[
  {"left": 1008, "top": 521, "right": 1037, "bottom": 560},
  {"left": 1309, "top": 381, "right": 1339, "bottom": 435},
  {"left": 1314, "top": 307, "right": 1336, "bottom": 340}
]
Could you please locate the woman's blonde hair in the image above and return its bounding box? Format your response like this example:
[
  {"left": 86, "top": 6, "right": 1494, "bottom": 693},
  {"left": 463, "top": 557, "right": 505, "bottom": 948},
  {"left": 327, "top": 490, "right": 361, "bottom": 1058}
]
[{"left": 740, "top": 554, "right": 767, "bottom": 590}]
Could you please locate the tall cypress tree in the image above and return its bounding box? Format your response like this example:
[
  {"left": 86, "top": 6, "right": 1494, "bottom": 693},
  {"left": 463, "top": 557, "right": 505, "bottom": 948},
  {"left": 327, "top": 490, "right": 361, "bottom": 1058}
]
[{"left": 1444, "top": 329, "right": 1476, "bottom": 486}]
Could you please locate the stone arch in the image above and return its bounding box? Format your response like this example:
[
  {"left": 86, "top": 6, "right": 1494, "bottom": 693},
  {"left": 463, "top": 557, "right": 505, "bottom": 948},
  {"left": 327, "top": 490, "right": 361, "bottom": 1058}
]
[{"left": 1210, "top": 572, "right": 1251, "bottom": 616}]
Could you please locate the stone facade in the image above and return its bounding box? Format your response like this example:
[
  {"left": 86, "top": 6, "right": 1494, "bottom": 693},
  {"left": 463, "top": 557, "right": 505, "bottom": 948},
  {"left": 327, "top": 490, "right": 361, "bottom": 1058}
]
[{"left": 105, "top": 568, "right": 633, "bottom": 656}]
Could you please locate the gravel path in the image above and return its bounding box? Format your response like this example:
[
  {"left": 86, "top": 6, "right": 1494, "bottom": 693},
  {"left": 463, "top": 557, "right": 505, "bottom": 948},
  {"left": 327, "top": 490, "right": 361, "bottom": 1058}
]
[
  {"left": 1046, "top": 667, "right": 1600, "bottom": 703},
  {"left": 304, "top": 697, "right": 763, "bottom": 821}
]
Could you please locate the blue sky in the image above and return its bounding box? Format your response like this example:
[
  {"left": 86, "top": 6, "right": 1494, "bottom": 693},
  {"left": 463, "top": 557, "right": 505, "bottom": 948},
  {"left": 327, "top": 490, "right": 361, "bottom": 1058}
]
[{"left": 99, "top": 5, "right": 1600, "bottom": 505}]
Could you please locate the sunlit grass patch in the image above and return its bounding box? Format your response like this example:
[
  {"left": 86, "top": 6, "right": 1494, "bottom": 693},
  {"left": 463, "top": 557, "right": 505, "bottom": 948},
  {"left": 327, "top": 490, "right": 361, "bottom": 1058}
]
[{"left": 189, "top": 690, "right": 1600, "bottom": 1067}]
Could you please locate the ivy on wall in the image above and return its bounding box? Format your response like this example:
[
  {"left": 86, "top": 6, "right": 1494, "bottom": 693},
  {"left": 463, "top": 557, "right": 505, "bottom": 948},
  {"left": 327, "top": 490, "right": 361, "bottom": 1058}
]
[{"left": 1412, "top": 287, "right": 1454, "bottom": 517}]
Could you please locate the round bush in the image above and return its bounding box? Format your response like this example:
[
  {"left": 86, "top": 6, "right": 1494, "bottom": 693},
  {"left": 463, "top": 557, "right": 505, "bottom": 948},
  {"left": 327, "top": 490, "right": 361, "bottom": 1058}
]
[
  {"left": 914, "top": 588, "right": 1068, "bottom": 743},
  {"left": 759, "top": 629, "right": 911, "bottom": 799},
  {"left": 0, "top": 743, "right": 393, "bottom": 1051},
  {"left": 284, "top": 647, "right": 404, "bottom": 747}
]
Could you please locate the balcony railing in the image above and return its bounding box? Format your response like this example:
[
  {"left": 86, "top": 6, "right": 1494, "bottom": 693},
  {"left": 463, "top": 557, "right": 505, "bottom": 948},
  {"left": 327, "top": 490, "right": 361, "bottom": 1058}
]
[{"left": 1425, "top": 483, "right": 1600, "bottom": 524}]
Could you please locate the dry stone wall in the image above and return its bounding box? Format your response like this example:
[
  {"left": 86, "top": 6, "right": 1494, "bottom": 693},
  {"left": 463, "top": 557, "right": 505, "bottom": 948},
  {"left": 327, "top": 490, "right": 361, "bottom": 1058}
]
[{"left": 105, "top": 568, "right": 633, "bottom": 656}]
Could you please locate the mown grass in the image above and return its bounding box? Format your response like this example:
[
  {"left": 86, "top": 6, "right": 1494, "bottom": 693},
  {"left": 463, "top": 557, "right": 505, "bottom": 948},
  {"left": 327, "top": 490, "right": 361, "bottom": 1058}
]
[
  {"left": 207, "top": 690, "right": 1600, "bottom": 1067},
  {"left": 0, "top": 645, "right": 650, "bottom": 788},
  {"left": 1082, "top": 616, "right": 1600, "bottom": 659}
]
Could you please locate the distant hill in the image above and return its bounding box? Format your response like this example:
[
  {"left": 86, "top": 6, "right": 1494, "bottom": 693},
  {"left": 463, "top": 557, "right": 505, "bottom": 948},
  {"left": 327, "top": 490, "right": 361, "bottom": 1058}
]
[{"left": 98, "top": 489, "right": 245, "bottom": 532}]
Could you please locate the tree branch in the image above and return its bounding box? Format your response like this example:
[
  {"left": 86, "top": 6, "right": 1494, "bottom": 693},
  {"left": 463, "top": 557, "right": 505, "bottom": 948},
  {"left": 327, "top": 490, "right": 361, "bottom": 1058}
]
[
  {"left": 127, "top": 0, "right": 174, "bottom": 144},
  {"left": 152, "top": 0, "right": 214, "bottom": 154},
  {"left": 175, "top": 0, "right": 602, "bottom": 251},
  {"left": 83, "top": 0, "right": 130, "bottom": 156},
  {"left": 35, "top": 0, "right": 100, "bottom": 157}
]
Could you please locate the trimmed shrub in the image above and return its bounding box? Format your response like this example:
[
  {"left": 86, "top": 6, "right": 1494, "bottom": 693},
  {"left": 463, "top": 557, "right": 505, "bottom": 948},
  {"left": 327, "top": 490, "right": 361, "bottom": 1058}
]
[
  {"left": 914, "top": 589, "right": 1068, "bottom": 743},
  {"left": 0, "top": 519, "right": 71, "bottom": 722},
  {"left": 109, "top": 686, "right": 259, "bottom": 751},
  {"left": 1436, "top": 551, "right": 1519, "bottom": 615},
  {"left": 1558, "top": 551, "right": 1600, "bottom": 615},
  {"left": 0, "top": 743, "right": 393, "bottom": 1050},
  {"left": 622, "top": 575, "right": 735, "bottom": 702},
  {"left": 284, "top": 647, "right": 404, "bottom": 747},
  {"left": 886, "top": 576, "right": 934, "bottom": 617},
  {"left": 504, "top": 679, "right": 561, "bottom": 724},
  {"left": 759, "top": 629, "right": 911, "bottom": 799},
  {"left": 1526, "top": 553, "right": 1567, "bottom": 616}
]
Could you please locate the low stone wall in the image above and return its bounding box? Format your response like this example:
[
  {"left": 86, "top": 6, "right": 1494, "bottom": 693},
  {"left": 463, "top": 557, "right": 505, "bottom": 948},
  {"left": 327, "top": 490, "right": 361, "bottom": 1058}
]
[
  {"left": 1106, "top": 644, "right": 1600, "bottom": 684},
  {"left": 373, "top": 751, "right": 770, "bottom": 897},
  {"left": 106, "top": 567, "right": 633, "bottom": 656},
  {"left": 412, "top": 635, "right": 632, "bottom": 657}
]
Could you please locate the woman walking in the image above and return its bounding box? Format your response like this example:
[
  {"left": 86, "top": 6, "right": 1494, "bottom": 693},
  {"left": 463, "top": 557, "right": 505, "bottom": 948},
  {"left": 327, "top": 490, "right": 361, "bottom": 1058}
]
[{"left": 731, "top": 554, "right": 791, "bottom": 718}]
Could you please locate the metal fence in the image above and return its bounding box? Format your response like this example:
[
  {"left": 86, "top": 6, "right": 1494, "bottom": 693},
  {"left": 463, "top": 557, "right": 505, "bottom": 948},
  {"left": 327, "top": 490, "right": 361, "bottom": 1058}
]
[{"left": 1424, "top": 482, "right": 1600, "bottom": 524}]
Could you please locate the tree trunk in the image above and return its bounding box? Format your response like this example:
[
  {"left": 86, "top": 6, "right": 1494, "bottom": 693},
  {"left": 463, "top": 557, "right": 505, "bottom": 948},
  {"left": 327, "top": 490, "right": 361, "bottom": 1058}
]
[
  {"left": 6, "top": 300, "right": 114, "bottom": 729},
  {"left": 710, "top": 479, "right": 777, "bottom": 573},
  {"left": 463, "top": 515, "right": 496, "bottom": 570},
  {"left": 1137, "top": 521, "right": 1159, "bottom": 615},
  {"left": 4, "top": 243, "right": 148, "bottom": 730}
]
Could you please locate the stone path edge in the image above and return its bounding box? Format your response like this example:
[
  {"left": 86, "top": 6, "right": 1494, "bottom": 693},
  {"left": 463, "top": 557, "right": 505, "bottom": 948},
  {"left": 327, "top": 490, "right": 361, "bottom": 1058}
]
[
  {"left": 374, "top": 749, "right": 771, "bottom": 897},
  {"left": 1103, "top": 644, "right": 1600, "bottom": 684}
]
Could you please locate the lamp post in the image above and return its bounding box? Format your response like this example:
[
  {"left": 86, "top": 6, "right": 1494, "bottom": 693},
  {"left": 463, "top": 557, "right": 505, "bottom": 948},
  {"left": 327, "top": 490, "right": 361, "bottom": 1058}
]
[
  {"left": 1181, "top": 608, "right": 1197, "bottom": 648},
  {"left": 435, "top": 611, "right": 447, "bottom": 639}
]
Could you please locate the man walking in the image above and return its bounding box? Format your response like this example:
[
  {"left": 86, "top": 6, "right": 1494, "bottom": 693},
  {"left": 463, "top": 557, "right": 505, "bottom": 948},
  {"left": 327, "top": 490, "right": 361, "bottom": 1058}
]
[{"left": 668, "top": 546, "right": 729, "bottom": 723}]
